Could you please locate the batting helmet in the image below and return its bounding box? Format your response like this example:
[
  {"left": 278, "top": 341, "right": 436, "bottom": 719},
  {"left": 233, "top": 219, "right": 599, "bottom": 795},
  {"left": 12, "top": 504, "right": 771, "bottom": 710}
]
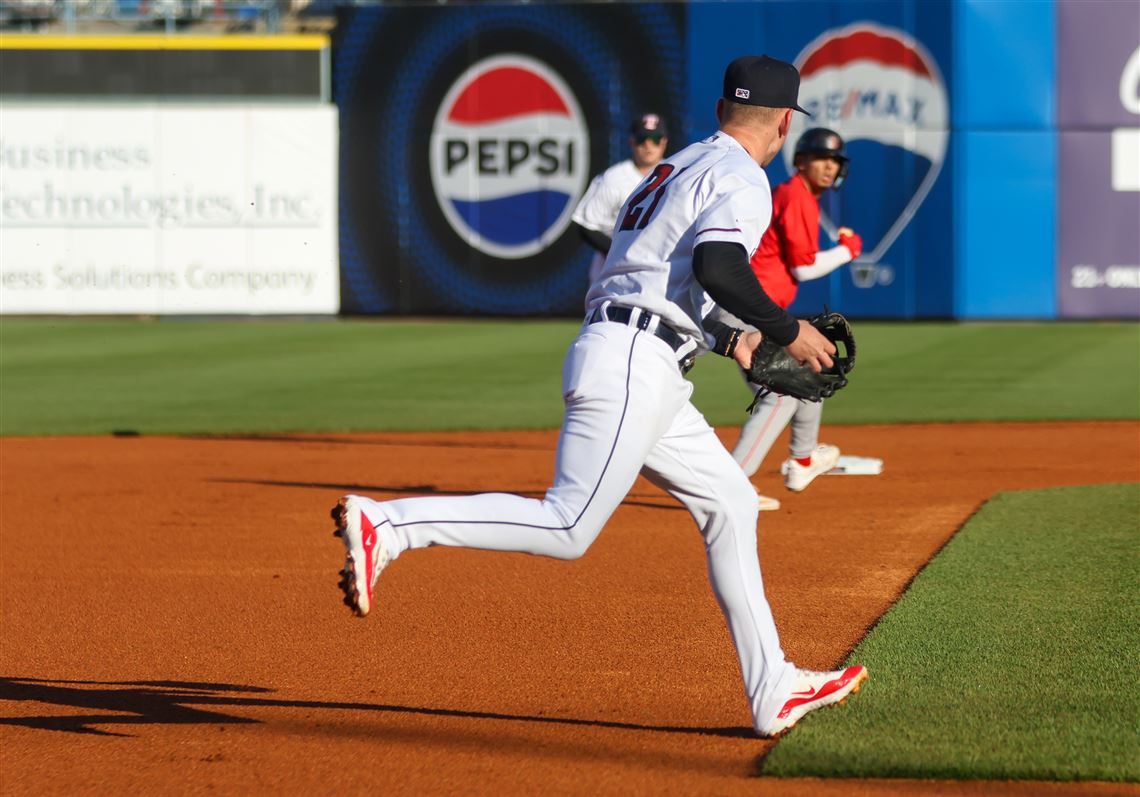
[{"left": 794, "top": 128, "right": 849, "bottom": 190}]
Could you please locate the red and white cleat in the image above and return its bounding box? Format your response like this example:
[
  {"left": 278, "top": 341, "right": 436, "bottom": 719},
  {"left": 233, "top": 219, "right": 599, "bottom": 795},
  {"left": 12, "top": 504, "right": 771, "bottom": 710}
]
[
  {"left": 784, "top": 444, "right": 841, "bottom": 492},
  {"left": 331, "top": 496, "right": 390, "bottom": 617},
  {"left": 759, "top": 664, "right": 869, "bottom": 737}
]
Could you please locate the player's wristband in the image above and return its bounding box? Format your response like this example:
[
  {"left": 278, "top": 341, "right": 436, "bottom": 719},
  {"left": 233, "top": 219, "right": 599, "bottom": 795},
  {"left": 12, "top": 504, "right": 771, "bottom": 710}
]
[
  {"left": 722, "top": 328, "right": 743, "bottom": 357},
  {"left": 702, "top": 317, "right": 743, "bottom": 357}
]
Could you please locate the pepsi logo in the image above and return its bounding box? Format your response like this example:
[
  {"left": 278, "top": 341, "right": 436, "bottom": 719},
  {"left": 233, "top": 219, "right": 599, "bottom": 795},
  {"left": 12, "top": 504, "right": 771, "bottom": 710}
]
[
  {"left": 429, "top": 54, "right": 590, "bottom": 260},
  {"left": 785, "top": 23, "right": 949, "bottom": 266}
]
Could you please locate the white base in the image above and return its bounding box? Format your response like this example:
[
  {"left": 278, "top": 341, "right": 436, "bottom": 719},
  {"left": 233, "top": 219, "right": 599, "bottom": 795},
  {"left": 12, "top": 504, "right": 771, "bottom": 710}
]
[
  {"left": 756, "top": 492, "right": 782, "bottom": 511},
  {"left": 781, "top": 455, "right": 883, "bottom": 476}
]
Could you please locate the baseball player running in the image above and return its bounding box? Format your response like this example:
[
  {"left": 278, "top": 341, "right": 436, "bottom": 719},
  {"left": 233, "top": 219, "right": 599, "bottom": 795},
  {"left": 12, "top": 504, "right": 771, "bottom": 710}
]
[
  {"left": 332, "top": 56, "right": 868, "bottom": 738},
  {"left": 729, "top": 128, "right": 862, "bottom": 509},
  {"left": 572, "top": 113, "right": 670, "bottom": 288}
]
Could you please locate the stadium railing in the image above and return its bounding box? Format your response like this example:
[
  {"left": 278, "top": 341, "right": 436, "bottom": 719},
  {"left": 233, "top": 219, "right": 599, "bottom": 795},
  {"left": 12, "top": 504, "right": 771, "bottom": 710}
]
[{"left": 0, "top": 0, "right": 319, "bottom": 34}]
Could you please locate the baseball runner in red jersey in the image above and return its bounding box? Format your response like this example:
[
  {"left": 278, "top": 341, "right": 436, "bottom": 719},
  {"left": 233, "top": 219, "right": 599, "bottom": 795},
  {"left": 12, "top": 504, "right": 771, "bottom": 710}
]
[
  {"left": 332, "top": 57, "right": 868, "bottom": 737},
  {"left": 729, "top": 129, "right": 863, "bottom": 507},
  {"left": 572, "top": 113, "right": 670, "bottom": 289}
]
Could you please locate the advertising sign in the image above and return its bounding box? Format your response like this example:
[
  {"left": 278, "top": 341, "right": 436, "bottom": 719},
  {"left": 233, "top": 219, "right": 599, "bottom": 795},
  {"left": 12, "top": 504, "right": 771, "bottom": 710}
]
[
  {"left": 1057, "top": 0, "right": 1140, "bottom": 318},
  {"left": 335, "top": 3, "right": 685, "bottom": 315},
  {"left": 786, "top": 24, "right": 949, "bottom": 282},
  {"left": 0, "top": 104, "right": 339, "bottom": 314},
  {"left": 428, "top": 54, "right": 590, "bottom": 261},
  {"left": 686, "top": 2, "right": 954, "bottom": 319}
]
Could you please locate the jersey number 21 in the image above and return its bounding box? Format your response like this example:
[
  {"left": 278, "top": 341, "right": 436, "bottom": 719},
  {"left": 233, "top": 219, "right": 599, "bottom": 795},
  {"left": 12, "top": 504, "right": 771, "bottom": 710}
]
[{"left": 618, "top": 164, "right": 687, "bottom": 232}]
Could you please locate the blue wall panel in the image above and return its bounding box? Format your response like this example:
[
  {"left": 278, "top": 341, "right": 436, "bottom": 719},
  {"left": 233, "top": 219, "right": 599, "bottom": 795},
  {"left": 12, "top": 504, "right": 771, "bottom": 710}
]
[
  {"left": 955, "top": 131, "right": 1057, "bottom": 317},
  {"left": 684, "top": 3, "right": 760, "bottom": 141},
  {"left": 952, "top": 0, "right": 1057, "bottom": 318},
  {"left": 953, "top": 0, "right": 1055, "bottom": 129}
]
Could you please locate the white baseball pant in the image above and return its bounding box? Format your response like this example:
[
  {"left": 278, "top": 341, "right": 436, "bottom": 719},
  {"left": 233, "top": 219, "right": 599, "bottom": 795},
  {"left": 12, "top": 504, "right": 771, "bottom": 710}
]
[{"left": 352, "top": 318, "right": 798, "bottom": 731}]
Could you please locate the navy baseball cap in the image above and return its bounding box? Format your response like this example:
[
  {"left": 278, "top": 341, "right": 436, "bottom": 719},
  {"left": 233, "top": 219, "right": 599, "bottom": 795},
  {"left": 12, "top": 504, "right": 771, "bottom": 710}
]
[
  {"left": 630, "top": 113, "right": 668, "bottom": 138},
  {"left": 723, "top": 55, "right": 810, "bottom": 114}
]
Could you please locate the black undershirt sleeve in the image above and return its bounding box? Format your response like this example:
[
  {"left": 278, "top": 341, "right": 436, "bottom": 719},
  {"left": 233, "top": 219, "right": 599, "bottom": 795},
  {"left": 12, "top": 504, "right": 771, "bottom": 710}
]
[
  {"left": 575, "top": 223, "right": 612, "bottom": 255},
  {"left": 692, "top": 241, "right": 800, "bottom": 347}
]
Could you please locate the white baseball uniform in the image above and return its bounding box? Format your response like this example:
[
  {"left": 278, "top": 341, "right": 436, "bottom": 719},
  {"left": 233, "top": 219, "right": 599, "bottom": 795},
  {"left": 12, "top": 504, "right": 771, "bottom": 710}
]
[
  {"left": 350, "top": 132, "right": 799, "bottom": 733},
  {"left": 571, "top": 159, "right": 644, "bottom": 285}
]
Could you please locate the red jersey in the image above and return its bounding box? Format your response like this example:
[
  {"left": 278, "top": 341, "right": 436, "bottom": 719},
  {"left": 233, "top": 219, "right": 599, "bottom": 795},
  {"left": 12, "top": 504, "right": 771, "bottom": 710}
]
[{"left": 750, "top": 173, "right": 820, "bottom": 309}]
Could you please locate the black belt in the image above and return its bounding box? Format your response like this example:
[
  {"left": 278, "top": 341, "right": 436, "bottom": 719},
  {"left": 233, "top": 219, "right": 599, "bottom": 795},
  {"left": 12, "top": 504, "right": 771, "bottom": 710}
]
[{"left": 587, "top": 305, "right": 696, "bottom": 373}]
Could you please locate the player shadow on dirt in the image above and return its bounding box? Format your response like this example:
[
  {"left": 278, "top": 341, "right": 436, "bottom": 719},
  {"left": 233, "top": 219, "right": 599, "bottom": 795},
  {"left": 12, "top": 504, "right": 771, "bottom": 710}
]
[
  {"left": 210, "top": 478, "right": 688, "bottom": 511},
  {"left": 180, "top": 433, "right": 558, "bottom": 452},
  {"left": 0, "top": 677, "right": 267, "bottom": 737},
  {"left": 0, "top": 677, "right": 752, "bottom": 739}
]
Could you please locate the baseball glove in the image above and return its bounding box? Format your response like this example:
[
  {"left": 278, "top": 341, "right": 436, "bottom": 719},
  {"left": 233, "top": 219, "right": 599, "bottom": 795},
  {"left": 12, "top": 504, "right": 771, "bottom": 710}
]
[{"left": 745, "top": 311, "right": 856, "bottom": 411}]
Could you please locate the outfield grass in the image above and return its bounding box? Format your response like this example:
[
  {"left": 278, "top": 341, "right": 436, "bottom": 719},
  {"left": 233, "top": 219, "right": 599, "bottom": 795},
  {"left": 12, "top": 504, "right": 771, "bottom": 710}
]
[
  {"left": 762, "top": 482, "right": 1140, "bottom": 782},
  {"left": 1, "top": 318, "right": 1136, "bottom": 435}
]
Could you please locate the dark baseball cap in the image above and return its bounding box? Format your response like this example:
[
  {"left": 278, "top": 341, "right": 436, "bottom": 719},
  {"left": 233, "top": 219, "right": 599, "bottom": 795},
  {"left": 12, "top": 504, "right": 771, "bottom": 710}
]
[
  {"left": 723, "top": 55, "right": 810, "bottom": 114},
  {"left": 630, "top": 113, "right": 668, "bottom": 138}
]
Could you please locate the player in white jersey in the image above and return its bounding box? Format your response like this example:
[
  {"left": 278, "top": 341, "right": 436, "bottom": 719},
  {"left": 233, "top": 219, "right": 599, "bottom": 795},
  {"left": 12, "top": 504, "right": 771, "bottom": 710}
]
[
  {"left": 572, "top": 113, "right": 670, "bottom": 287},
  {"left": 331, "top": 55, "right": 868, "bottom": 737}
]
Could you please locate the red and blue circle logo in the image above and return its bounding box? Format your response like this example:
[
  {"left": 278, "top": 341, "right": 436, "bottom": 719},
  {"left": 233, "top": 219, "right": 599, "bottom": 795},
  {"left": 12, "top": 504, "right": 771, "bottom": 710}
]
[
  {"left": 786, "top": 24, "right": 949, "bottom": 269},
  {"left": 430, "top": 54, "right": 590, "bottom": 260}
]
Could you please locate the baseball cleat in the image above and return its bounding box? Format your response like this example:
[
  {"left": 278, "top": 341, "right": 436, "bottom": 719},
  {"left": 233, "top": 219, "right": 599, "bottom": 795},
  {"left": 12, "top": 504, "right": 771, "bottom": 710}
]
[
  {"left": 758, "top": 664, "right": 869, "bottom": 737},
  {"left": 784, "top": 444, "right": 841, "bottom": 492},
  {"left": 331, "top": 496, "right": 391, "bottom": 618},
  {"left": 755, "top": 490, "right": 781, "bottom": 511}
]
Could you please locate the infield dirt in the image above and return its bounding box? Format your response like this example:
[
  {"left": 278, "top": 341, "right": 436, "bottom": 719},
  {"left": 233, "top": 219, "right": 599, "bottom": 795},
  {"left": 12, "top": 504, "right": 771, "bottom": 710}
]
[{"left": 2, "top": 421, "right": 1137, "bottom": 796}]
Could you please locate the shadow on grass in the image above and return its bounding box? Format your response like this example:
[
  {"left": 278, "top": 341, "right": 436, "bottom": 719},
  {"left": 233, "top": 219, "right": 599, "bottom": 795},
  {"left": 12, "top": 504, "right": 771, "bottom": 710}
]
[{"left": 0, "top": 677, "right": 752, "bottom": 739}]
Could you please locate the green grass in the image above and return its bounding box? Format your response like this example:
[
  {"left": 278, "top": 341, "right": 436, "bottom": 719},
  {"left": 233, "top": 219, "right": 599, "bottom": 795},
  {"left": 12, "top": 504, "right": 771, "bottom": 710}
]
[
  {"left": 0, "top": 317, "right": 569, "bottom": 436},
  {"left": 1, "top": 318, "right": 1137, "bottom": 435},
  {"left": 762, "top": 482, "right": 1140, "bottom": 781}
]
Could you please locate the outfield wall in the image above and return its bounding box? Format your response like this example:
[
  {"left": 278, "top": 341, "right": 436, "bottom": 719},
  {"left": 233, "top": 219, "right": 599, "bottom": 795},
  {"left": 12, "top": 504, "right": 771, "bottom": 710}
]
[
  {"left": 0, "top": 35, "right": 339, "bottom": 316},
  {"left": 0, "top": 104, "right": 338, "bottom": 315},
  {"left": 333, "top": 0, "right": 1137, "bottom": 320},
  {"left": 697, "top": 0, "right": 1140, "bottom": 320},
  {"left": 1, "top": 3, "right": 1135, "bottom": 319},
  {"left": 685, "top": 4, "right": 956, "bottom": 320},
  {"left": 333, "top": 3, "right": 685, "bottom": 317},
  {"left": 1055, "top": 0, "right": 1140, "bottom": 319}
]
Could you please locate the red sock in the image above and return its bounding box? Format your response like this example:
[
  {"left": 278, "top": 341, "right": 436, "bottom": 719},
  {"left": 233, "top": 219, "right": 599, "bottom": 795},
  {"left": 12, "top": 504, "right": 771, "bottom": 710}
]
[{"left": 795, "top": 455, "right": 812, "bottom": 467}]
